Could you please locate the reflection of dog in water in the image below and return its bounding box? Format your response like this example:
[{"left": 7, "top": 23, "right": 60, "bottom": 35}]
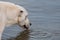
[
  {"left": 6, "top": 30, "right": 30, "bottom": 40},
  {"left": 15, "top": 30, "right": 30, "bottom": 40},
  {"left": 8, "top": 30, "right": 30, "bottom": 40}
]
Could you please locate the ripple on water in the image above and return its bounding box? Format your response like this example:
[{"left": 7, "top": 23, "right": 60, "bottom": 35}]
[{"left": 29, "top": 30, "right": 53, "bottom": 40}]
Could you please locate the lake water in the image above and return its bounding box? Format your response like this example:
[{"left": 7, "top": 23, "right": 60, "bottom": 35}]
[{"left": 0, "top": 0, "right": 60, "bottom": 40}]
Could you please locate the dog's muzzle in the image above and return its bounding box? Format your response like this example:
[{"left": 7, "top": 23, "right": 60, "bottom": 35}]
[
  {"left": 17, "top": 17, "right": 32, "bottom": 29},
  {"left": 23, "top": 23, "right": 32, "bottom": 29},
  {"left": 18, "top": 22, "right": 32, "bottom": 29}
]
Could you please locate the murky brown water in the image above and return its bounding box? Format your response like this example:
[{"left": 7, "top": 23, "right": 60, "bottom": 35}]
[{"left": 0, "top": 0, "right": 60, "bottom": 40}]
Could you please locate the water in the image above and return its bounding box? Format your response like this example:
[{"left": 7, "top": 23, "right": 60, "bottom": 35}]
[{"left": 0, "top": 0, "right": 60, "bottom": 40}]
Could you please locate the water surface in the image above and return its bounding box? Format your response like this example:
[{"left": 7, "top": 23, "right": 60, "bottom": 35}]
[{"left": 0, "top": 0, "right": 60, "bottom": 40}]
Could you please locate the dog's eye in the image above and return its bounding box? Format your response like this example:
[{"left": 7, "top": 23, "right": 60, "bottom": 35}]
[
  {"left": 18, "top": 10, "right": 23, "bottom": 17},
  {"left": 20, "top": 10, "right": 23, "bottom": 13}
]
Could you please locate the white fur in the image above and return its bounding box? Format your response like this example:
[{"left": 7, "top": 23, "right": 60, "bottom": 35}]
[{"left": 0, "top": 1, "right": 30, "bottom": 40}]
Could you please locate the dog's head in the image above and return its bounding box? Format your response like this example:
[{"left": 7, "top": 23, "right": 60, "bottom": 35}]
[{"left": 16, "top": 5, "right": 32, "bottom": 29}]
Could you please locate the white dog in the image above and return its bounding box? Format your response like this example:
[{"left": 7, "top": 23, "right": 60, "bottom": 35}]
[{"left": 0, "top": 1, "right": 31, "bottom": 40}]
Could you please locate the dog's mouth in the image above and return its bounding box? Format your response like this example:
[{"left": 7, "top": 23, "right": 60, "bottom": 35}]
[
  {"left": 18, "top": 21, "right": 32, "bottom": 30},
  {"left": 23, "top": 23, "right": 32, "bottom": 29},
  {"left": 23, "top": 25, "right": 29, "bottom": 29},
  {"left": 18, "top": 24, "right": 29, "bottom": 30}
]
